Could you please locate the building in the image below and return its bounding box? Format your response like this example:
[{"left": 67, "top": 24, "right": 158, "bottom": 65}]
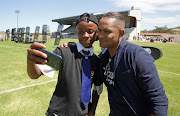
[
  {"left": 0, "top": 32, "right": 5, "bottom": 39},
  {"left": 52, "top": 7, "right": 141, "bottom": 40},
  {"left": 171, "top": 27, "right": 180, "bottom": 35},
  {"left": 141, "top": 33, "right": 180, "bottom": 43},
  {"left": 140, "top": 33, "right": 167, "bottom": 41}
]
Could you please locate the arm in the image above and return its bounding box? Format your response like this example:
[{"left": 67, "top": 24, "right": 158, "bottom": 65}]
[
  {"left": 87, "top": 55, "right": 103, "bottom": 116},
  {"left": 88, "top": 74, "right": 103, "bottom": 116},
  {"left": 27, "top": 42, "right": 47, "bottom": 79},
  {"left": 87, "top": 90, "right": 100, "bottom": 116},
  {"left": 27, "top": 60, "right": 42, "bottom": 79},
  {"left": 135, "top": 47, "right": 168, "bottom": 115}
]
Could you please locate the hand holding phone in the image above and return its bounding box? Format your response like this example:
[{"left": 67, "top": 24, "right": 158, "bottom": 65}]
[{"left": 35, "top": 47, "right": 62, "bottom": 70}]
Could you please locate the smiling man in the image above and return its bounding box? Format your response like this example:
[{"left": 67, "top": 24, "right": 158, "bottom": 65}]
[
  {"left": 27, "top": 13, "right": 103, "bottom": 116},
  {"left": 98, "top": 11, "right": 168, "bottom": 116}
]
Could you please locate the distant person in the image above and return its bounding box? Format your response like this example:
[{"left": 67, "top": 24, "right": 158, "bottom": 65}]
[
  {"left": 137, "top": 33, "right": 140, "bottom": 41},
  {"left": 140, "top": 35, "right": 142, "bottom": 41},
  {"left": 98, "top": 11, "right": 168, "bottom": 116},
  {"left": 27, "top": 13, "right": 103, "bottom": 116},
  {"left": 168, "top": 37, "right": 171, "bottom": 42},
  {"left": 133, "top": 35, "right": 136, "bottom": 41}
]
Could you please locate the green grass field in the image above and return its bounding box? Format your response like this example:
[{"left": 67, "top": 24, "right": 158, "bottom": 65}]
[{"left": 0, "top": 39, "right": 180, "bottom": 116}]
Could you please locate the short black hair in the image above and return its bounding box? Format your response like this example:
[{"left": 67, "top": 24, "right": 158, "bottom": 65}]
[
  {"left": 102, "top": 11, "right": 125, "bottom": 30},
  {"left": 103, "top": 11, "right": 124, "bottom": 21},
  {"left": 76, "top": 13, "right": 98, "bottom": 26}
]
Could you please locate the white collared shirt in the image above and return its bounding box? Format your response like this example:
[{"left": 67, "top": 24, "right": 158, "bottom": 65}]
[
  {"left": 37, "top": 42, "right": 94, "bottom": 78},
  {"left": 76, "top": 42, "right": 94, "bottom": 56},
  {"left": 37, "top": 42, "right": 102, "bottom": 95}
]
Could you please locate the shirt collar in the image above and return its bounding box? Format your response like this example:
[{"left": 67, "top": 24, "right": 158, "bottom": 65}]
[{"left": 76, "top": 42, "right": 94, "bottom": 56}]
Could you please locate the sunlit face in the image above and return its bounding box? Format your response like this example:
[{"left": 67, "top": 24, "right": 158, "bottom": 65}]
[
  {"left": 98, "top": 18, "right": 122, "bottom": 49},
  {"left": 76, "top": 21, "right": 98, "bottom": 48}
]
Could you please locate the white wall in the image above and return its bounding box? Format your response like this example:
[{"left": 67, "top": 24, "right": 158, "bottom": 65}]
[{"left": 127, "top": 9, "right": 141, "bottom": 40}]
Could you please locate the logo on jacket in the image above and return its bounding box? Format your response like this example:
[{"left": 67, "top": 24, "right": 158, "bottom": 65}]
[
  {"left": 103, "top": 66, "right": 114, "bottom": 85},
  {"left": 91, "top": 71, "right": 94, "bottom": 79}
]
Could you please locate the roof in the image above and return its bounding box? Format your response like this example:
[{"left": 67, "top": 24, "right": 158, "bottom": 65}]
[
  {"left": 52, "top": 10, "right": 129, "bottom": 25},
  {"left": 172, "top": 28, "right": 180, "bottom": 31},
  {"left": 141, "top": 33, "right": 167, "bottom": 36},
  {"left": 0, "top": 32, "right": 5, "bottom": 35}
]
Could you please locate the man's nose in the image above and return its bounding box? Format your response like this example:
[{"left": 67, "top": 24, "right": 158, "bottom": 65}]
[{"left": 83, "top": 32, "right": 90, "bottom": 38}]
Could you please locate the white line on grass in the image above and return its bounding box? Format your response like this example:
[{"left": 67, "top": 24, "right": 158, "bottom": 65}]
[
  {"left": 158, "top": 70, "right": 180, "bottom": 76},
  {"left": 0, "top": 79, "right": 57, "bottom": 94},
  {"left": 1, "top": 70, "right": 179, "bottom": 94}
]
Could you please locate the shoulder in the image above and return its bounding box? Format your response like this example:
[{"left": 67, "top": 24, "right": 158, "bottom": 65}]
[
  {"left": 124, "top": 42, "right": 155, "bottom": 70},
  {"left": 125, "top": 41, "right": 142, "bottom": 53},
  {"left": 92, "top": 53, "right": 100, "bottom": 59},
  {"left": 124, "top": 41, "right": 149, "bottom": 58},
  {"left": 119, "top": 39, "right": 141, "bottom": 55},
  {"left": 53, "top": 45, "right": 78, "bottom": 57},
  {"left": 98, "top": 48, "right": 108, "bottom": 59},
  {"left": 120, "top": 41, "right": 154, "bottom": 65}
]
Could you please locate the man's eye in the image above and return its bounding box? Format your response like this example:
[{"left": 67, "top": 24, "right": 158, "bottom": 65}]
[
  {"left": 104, "top": 30, "right": 110, "bottom": 33},
  {"left": 88, "top": 31, "right": 94, "bottom": 34}
]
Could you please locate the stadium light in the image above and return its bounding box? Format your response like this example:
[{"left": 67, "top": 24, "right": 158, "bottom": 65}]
[{"left": 15, "top": 10, "right": 20, "bottom": 29}]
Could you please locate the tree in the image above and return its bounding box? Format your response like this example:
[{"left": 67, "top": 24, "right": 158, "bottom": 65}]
[
  {"left": 150, "top": 25, "right": 174, "bottom": 34},
  {"left": 141, "top": 29, "right": 148, "bottom": 33}
]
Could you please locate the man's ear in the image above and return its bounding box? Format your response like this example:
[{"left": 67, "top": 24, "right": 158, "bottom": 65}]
[{"left": 119, "top": 29, "right": 124, "bottom": 37}]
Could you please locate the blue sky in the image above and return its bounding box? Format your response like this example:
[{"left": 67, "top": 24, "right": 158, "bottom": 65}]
[{"left": 0, "top": 0, "right": 180, "bottom": 33}]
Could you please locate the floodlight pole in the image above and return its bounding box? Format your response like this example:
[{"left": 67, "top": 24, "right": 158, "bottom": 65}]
[{"left": 15, "top": 10, "right": 20, "bottom": 29}]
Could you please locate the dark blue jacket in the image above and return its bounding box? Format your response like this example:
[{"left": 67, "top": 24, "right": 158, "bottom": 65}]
[{"left": 99, "top": 38, "right": 168, "bottom": 116}]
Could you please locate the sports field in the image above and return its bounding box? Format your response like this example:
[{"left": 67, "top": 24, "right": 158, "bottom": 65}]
[{"left": 0, "top": 39, "right": 180, "bottom": 116}]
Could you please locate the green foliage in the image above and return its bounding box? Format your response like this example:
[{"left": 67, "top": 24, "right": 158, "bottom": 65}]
[
  {"left": 0, "top": 39, "right": 180, "bottom": 116},
  {"left": 152, "top": 25, "right": 174, "bottom": 34},
  {"left": 141, "top": 25, "right": 175, "bottom": 34},
  {"left": 172, "top": 26, "right": 180, "bottom": 29},
  {"left": 141, "top": 29, "right": 148, "bottom": 33}
]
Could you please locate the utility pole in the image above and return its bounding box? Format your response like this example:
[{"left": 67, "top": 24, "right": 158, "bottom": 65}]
[{"left": 15, "top": 10, "right": 20, "bottom": 29}]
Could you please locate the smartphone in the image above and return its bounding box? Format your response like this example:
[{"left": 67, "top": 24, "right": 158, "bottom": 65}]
[{"left": 35, "top": 47, "right": 62, "bottom": 70}]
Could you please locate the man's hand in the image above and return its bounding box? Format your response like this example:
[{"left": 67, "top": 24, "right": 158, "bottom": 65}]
[
  {"left": 59, "top": 42, "right": 76, "bottom": 48},
  {"left": 27, "top": 42, "right": 48, "bottom": 79},
  {"left": 27, "top": 42, "right": 47, "bottom": 64},
  {"left": 59, "top": 43, "right": 68, "bottom": 48}
]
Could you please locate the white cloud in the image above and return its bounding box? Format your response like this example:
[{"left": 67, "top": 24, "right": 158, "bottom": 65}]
[
  {"left": 142, "top": 15, "right": 180, "bottom": 24},
  {"left": 108, "top": 0, "right": 180, "bottom": 13},
  {"left": 158, "top": 4, "right": 180, "bottom": 11},
  {"left": 108, "top": 0, "right": 180, "bottom": 30},
  {"left": 141, "top": 15, "right": 180, "bottom": 30}
]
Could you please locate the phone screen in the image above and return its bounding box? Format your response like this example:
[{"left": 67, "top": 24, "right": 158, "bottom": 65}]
[{"left": 35, "top": 47, "right": 62, "bottom": 70}]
